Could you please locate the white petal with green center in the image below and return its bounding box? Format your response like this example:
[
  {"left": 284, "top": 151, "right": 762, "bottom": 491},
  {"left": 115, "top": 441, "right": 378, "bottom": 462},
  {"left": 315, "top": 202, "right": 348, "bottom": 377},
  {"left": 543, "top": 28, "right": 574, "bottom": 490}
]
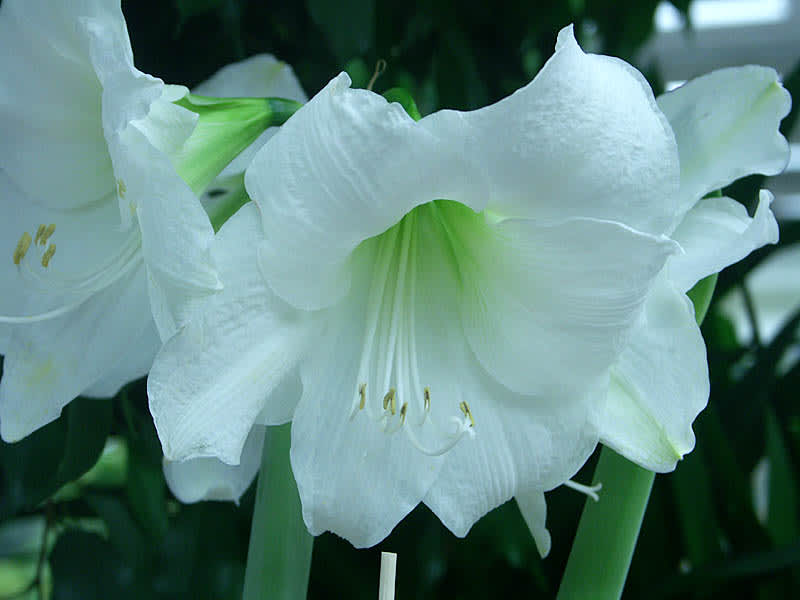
[
  {"left": 148, "top": 204, "right": 312, "bottom": 464},
  {"left": 246, "top": 72, "right": 490, "bottom": 312},
  {"left": 418, "top": 25, "right": 680, "bottom": 235},
  {"left": 667, "top": 191, "right": 779, "bottom": 293},
  {"left": 516, "top": 490, "right": 551, "bottom": 557},
  {"left": 594, "top": 275, "right": 708, "bottom": 472},
  {"left": 657, "top": 66, "right": 790, "bottom": 223},
  {"left": 164, "top": 425, "right": 264, "bottom": 504}
]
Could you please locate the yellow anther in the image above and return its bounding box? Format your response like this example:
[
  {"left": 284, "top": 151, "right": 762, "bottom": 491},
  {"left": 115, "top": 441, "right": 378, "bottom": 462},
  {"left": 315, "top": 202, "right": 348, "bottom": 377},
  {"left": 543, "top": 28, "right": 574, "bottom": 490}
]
[
  {"left": 399, "top": 403, "right": 408, "bottom": 425},
  {"left": 423, "top": 387, "right": 431, "bottom": 412},
  {"left": 358, "top": 383, "right": 366, "bottom": 410},
  {"left": 13, "top": 232, "right": 32, "bottom": 265},
  {"left": 40, "top": 224, "right": 56, "bottom": 246},
  {"left": 34, "top": 224, "right": 46, "bottom": 245},
  {"left": 459, "top": 401, "right": 475, "bottom": 427},
  {"left": 117, "top": 178, "right": 126, "bottom": 199},
  {"left": 41, "top": 244, "right": 56, "bottom": 268},
  {"left": 383, "top": 389, "right": 396, "bottom": 415}
]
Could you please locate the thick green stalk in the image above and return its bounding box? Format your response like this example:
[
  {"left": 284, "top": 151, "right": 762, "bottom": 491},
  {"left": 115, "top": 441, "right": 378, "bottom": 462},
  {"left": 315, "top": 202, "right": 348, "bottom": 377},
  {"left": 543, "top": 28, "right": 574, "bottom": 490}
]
[
  {"left": 556, "top": 448, "right": 655, "bottom": 599},
  {"left": 242, "top": 424, "right": 314, "bottom": 600}
]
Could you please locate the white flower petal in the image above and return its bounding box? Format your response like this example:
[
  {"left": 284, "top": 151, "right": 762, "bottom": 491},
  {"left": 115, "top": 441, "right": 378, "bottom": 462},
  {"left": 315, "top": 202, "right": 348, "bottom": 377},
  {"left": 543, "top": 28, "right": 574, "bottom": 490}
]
[
  {"left": 410, "top": 223, "right": 597, "bottom": 539},
  {"left": 0, "top": 263, "right": 153, "bottom": 441},
  {"left": 657, "top": 66, "right": 790, "bottom": 220},
  {"left": 114, "top": 124, "right": 221, "bottom": 341},
  {"left": 82, "top": 313, "right": 159, "bottom": 398},
  {"left": 0, "top": 0, "right": 116, "bottom": 209},
  {"left": 594, "top": 276, "right": 708, "bottom": 472},
  {"left": 515, "top": 490, "right": 552, "bottom": 557},
  {"left": 193, "top": 54, "right": 308, "bottom": 180},
  {"left": 0, "top": 170, "right": 137, "bottom": 319},
  {"left": 246, "top": 73, "right": 490, "bottom": 311},
  {"left": 667, "top": 191, "right": 779, "bottom": 292},
  {"left": 418, "top": 25, "right": 680, "bottom": 236},
  {"left": 422, "top": 353, "right": 599, "bottom": 538},
  {"left": 460, "top": 215, "right": 678, "bottom": 398},
  {"left": 164, "top": 425, "right": 264, "bottom": 504},
  {"left": 148, "top": 203, "right": 311, "bottom": 464},
  {"left": 82, "top": 7, "right": 162, "bottom": 140},
  {"left": 131, "top": 87, "right": 196, "bottom": 159}
]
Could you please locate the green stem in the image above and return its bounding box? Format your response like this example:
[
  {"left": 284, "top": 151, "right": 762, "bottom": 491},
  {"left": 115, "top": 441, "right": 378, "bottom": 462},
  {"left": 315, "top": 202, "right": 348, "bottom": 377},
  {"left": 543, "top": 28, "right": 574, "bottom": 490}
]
[
  {"left": 556, "top": 448, "right": 655, "bottom": 600},
  {"left": 242, "top": 424, "right": 314, "bottom": 600},
  {"left": 558, "top": 273, "right": 717, "bottom": 599}
]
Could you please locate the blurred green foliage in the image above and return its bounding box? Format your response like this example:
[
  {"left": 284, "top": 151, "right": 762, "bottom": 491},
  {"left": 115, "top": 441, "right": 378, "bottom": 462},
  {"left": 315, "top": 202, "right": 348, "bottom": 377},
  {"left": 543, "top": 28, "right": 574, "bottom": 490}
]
[{"left": 0, "top": 0, "right": 799, "bottom": 597}]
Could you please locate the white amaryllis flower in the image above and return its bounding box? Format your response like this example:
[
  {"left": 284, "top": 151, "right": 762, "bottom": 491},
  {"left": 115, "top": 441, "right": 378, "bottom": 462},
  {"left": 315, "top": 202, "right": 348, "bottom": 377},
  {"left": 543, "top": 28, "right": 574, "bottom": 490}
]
[
  {"left": 0, "top": 0, "right": 219, "bottom": 441},
  {"left": 163, "top": 54, "right": 308, "bottom": 505},
  {"left": 150, "top": 26, "right": 689, "bottom": 547}
]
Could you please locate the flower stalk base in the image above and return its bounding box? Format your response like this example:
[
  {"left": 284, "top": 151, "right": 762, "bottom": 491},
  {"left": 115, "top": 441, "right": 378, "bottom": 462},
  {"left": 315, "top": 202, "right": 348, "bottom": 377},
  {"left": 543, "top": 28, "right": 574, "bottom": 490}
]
[
  {"left": 556, "top": 448, "right": 655, "bottom": 600},
  {"left": 242, "top": 424, "right": 313, "bottom": 600}
]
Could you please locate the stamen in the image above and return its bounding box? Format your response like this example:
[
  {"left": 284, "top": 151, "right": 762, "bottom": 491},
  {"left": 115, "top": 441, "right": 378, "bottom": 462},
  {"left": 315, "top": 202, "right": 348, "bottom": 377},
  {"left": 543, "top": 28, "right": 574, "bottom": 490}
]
[
  {"left": 459, "top": 401, "right": 475, "bottom": 427},
  {"left": 383, "top": 389, "right": 396, "bottom": 415},
  {"left": 34, "top": 225, "right": 46, "bottom": 246},
  {"left": 358, "top": 383, "right": 366, "bottom": 410},
  {"left": 424, "top": 387, "right": 431, "bottom": 412},
  {"left": 399, "top": 402, "right": 407, "bottom": 425},
  {"left": 117, "top": 178, "right": 126, "bottom": 199},
  {"left": 13, "top": 232, "right": 32, "bottom": 265},
  {"left": 564, "top": 479, "right": 602, "bottom": 502},
  {"left": 40, "top": 224, "right": 56, "bottom": 246},
  {"left": 41, "top": 244, "right": 56, "bottom": 268}
]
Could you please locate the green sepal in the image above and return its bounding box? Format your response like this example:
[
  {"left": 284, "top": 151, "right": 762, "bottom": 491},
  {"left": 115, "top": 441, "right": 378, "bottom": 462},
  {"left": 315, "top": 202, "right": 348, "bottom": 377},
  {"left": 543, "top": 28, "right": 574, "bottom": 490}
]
[
  {"left": 687, "top": 273, "right": 718, "bottom": 325},
  {"left": 174, "top": 93, "right": 303, "bottom": 195},
  {"left": 383, "top": 87, "right": 423, "bottom": 121}
]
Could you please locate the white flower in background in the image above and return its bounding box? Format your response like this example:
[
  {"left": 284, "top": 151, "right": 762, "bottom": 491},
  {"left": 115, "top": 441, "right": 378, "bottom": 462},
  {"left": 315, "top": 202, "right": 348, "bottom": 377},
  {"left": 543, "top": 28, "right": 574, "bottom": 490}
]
[
  {"left": 150, "top": 26, "right": 688, "bottom": 548},
  {"left": 0, "top": 0, "right": 219, "bottom": 441},
  {"left": 163, "top": 54, "right": 307, "bottom": 505}
]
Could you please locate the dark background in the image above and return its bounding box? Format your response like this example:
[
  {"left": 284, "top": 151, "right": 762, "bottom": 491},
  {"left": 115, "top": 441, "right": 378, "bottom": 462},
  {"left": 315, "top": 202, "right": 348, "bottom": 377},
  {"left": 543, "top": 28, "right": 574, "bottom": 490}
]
[{"left": 1, "top": 0, "right": 799, "bottom": 598}]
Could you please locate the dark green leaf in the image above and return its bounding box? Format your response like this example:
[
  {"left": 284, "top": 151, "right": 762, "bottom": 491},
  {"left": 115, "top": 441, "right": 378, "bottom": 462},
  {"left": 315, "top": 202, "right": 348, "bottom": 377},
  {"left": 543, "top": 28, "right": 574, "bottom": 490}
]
[
  {"left": 50, "top": 530, "right": 137, "bottom": 600},
  {"left": 764, "top": 409, "right": 800, "bottom": 546},
  {"left": 307, "top": 0, "right": 375, "bottom": 63},
  {"left": 174, "top": 0, "right": 225, "bottom": 20}
]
